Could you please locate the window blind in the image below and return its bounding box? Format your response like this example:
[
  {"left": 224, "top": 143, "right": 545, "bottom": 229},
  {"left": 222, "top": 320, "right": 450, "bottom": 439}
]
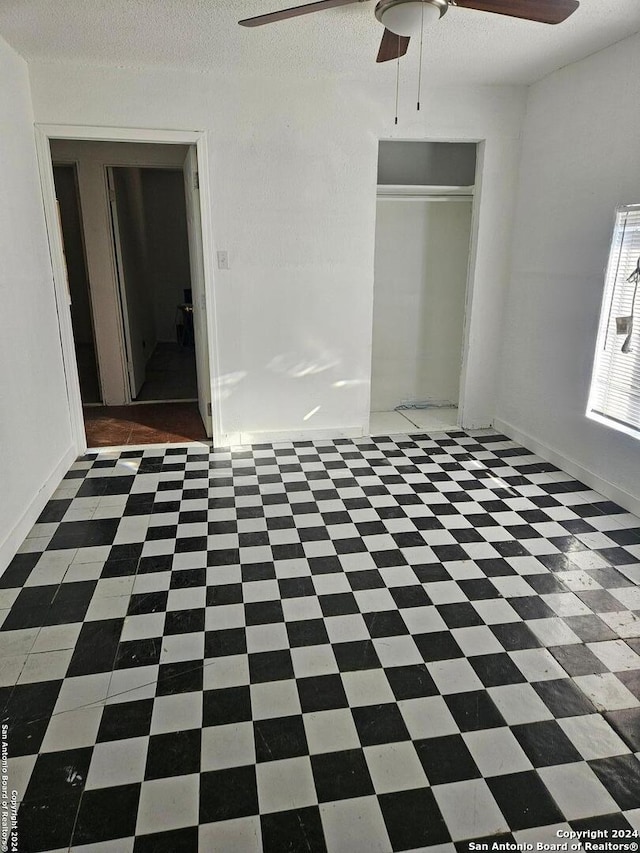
[{"left": 588, "top": 205, "right": 640, "bottom": 436}]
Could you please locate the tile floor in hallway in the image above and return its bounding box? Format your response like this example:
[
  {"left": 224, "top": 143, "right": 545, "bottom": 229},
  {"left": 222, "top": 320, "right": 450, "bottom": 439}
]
[{"left": 2, "top": 430, "right": 640, "bottom": 852}]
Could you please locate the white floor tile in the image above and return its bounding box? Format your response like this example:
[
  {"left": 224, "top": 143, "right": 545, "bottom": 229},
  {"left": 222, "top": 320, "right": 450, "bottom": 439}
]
[
  {"left": 573, "top": 673, "right": 640, "bottom": 711},
  {"left": 150, "top": 692, "right": 203, "bottom": 735},
  {"left": 463, "top": 728, "right": 533, "bottom": 777},
  {"left": 201, "top": 722, "right": 255, "bottom": 771},
  {"left": 398, "top": 696, "right": 460, "bottom": 740},
  {"left": 256, "top": 756, "right": 317, "bottom": 814},
  {"left": 538, "top": 763, "right": 619, "bottom": 819},
  {"left": 251, "top": 679, "right": 302, "bottom": 721},
  {"left": 433, "top": 778, "right": 510, "bottom": 841},
  {"left": 364, "top": 742, "right": 428, "bottom": 794},
  {"left": 198, "top": 816, "right": 262, "bottom": 853},
  {"left": 320, "top": 796, "right": 391, "bottom": 853},
  {"left": 559, "top": 714, "right": 630, "bottom": 759},
  {"left": 86, "top": 736, "right": 149, "bottom": 789},
  {"left": 41, "top": 706, "right": 104, "bottom": 752},
  {"left": 488, "top": 684, "right": 554, "bottom": 724},
  {"left": 304, "top": 709, "right": 361, "bottom": 754},
  {"left": 136, "top": 774, "right": 200, "bottom": 835}
]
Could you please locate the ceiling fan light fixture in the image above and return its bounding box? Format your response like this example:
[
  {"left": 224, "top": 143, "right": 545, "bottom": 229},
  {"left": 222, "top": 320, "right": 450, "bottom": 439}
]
[{"left": 375, "top": 0, "right": 448, "bottom": 37}]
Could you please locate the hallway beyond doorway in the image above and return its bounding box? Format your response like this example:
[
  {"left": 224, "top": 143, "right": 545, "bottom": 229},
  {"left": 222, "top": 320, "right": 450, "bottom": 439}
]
[{"left": 137, "top": 342, "right": 197, "bottom": 402}]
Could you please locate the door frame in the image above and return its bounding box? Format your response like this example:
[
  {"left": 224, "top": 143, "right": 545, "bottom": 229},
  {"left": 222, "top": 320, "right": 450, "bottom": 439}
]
[{"left": 35, "top": 124, "right": 221, "bottom": 453}]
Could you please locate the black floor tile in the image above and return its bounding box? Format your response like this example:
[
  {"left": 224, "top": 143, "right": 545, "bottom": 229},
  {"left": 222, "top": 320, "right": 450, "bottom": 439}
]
[
  {"left": 261, "top": 806, "right": 327, "bottom": 853},
  {"left": 445, "top": 691, "right": 507, "bottom": 732},
  {"left": 533, "top": 679, "right": 598, "bottom": 717},
  {"left": 297, "top": 674, "right": 348, "bottom": 713},
  {"left": 379, "top": 787, "right": 450, "bottom": 850},
  {"left": 205, "top": 627, "right": 247, "bottom": 657},
  {"left": 352, "top": 703, "right": 410, "bottom": 746},
  {"left": 249, "top": 650, "right": 294, "bottom": 683},
  {"left": 512, "top": 720, "right": 583, "bottom": 766},
  {"left": 133, "top": 826, "right": 199, "bottom": 853},
  {"left": 72, "top": 783, "right": 141, "bottom": 845},
  {"left": 332, "top": 640, "right": 381, "bottom": 671},
  {"left": 311, "top": 749, "right": 374, "bottom": 802},
  {"left": 590, "top": 755, "right": 640, "bottom": 810},
  {"left": 570, "top": 813, "right": 634, "bottom": 833},
  {"left": 156, "top": 660, "right": 203, "bottom": 695},
  {"left": 68, "top": 618, "right": 124, "bottom": 676},
  {"left": 363, "top": 610, "right": 409, "bottom": 637},
  {"left": 488, "top": 771, "right": 564, "bottom": 830},
  {"left": 0, "top": 553, "right": 39, "bottom": 588},
  {"left": 490, "top": 623, "right": 542, "bottom": 651},
  {"left": 385, "top": 664, "right": 438, "bottom": 700},
  {"left": 18, "top": 792, "right": 82, "bottom": 852},
  {"left": 549, "top": 644, "right": 610, "bottom": 676},
  {"left": 97, "top": 699, "right": 155, "bottom": 742},
  {"left": 414, "top": 631, "right": 463, "bottom": 662},
  {"left": 437, "top": 602, "right": 486, "bottom": 629},
  {"left": 604, "top": 707, "right": 640, "bottom": 752},
  {"left": 287, "top": 618, "right": 330, "bottom": 648},
  {"left": 145, "top": 729, "right": 201, "bottom": 779},
  {"left": 24, "top": 747, "right": 92, "bottom": 802},
  {"left": 415, "top": 734, "right": 481, "bottom": 784},
  {"left": 164, "top": 609, "right": 205, "bottom": 635},
  {"left": 199, "top": 766, "right": 259, "bottom": 822},
  {"left": 469, "top": 653, "right": 528, "bottom": 687},
  {"left": 48, "top": 518, "right": 121, "bottom": 549},
  {"left": 254, "top": 715, "right": 309, "bottom": 762}
]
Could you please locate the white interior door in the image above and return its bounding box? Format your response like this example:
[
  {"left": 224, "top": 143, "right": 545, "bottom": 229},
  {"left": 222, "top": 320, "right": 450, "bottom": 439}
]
[
  {"left": 183, "top": 147, "right": 212, "bottom": 437},
  {"left": 107, "top": 166, "right": 146, "bottom": 399}
]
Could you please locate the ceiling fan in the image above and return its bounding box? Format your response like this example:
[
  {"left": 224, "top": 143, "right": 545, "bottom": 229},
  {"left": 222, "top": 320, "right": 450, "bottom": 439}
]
[{"left": 239, "top": 0, "right": 580, "bottom": 63}]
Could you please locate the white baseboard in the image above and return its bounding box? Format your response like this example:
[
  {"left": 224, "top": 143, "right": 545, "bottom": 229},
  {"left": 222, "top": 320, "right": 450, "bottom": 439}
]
[
  {"left": 235, "top": 426, "right": 366, "bottom": 447},
  {"left": 0, "top": 444, "right": 77, "bottom": 576},
  {"left": 494, "top": 418, "right": 640, "bottom": 518}
]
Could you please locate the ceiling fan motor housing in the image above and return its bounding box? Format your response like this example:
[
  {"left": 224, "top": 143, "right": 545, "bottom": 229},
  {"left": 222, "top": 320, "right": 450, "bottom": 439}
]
[{"left": 375, "top": 0, "right": 449, "bottom": 37}]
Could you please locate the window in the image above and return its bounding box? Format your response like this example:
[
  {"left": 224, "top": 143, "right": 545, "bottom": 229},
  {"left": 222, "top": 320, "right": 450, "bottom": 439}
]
[{"left": 588, "top": 204, "right": 640, "bottom": 438}]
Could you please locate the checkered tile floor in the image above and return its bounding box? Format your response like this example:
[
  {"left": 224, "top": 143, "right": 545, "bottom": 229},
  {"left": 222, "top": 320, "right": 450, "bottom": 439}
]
[{"left": 2, "top": 430, "right": 640, "bottom": 852}]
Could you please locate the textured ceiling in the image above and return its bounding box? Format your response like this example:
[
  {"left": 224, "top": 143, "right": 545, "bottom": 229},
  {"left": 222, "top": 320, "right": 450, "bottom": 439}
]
[{"left": 0, "top": 0, "right": 639, "bottom": 85}]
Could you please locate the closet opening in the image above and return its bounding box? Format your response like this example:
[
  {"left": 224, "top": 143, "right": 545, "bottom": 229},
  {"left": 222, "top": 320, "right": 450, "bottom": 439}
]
[{"left": 370, "top": 140, "right": 477, "bottom": 435}]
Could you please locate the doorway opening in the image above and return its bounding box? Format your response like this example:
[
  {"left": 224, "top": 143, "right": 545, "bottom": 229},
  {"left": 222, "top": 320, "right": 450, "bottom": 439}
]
[
  {"left": 370, "top": 141, "right": 477, "bottom": 435},
  {"left": 49, "top": 139, "right": 212, "bottom": 447}
]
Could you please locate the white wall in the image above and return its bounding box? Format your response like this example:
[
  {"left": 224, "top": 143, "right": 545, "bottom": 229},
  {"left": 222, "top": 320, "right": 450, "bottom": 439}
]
[
  {"left": 0, "top": 35, "right": 74, "bottom": 572},
  {"left": 371, "top": 197, "right": 472, "bottom": 411},
  {"left": 497, "top": 31, "right": 640, "bottom": 510},
  {"left": 30, "top": 64, "right": 526, "bottom": 442}
]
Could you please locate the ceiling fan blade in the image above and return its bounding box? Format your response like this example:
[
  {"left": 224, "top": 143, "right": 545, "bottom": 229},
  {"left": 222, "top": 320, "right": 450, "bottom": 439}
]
[
  {"left": 377, "top": 28, "right": 410, "bottom": 62},
  {"left": 239, "top": 0, "right": 363, "bottom": 27},
  {"left": 452, "top": 0, "right": 579, "bottom": 24}
]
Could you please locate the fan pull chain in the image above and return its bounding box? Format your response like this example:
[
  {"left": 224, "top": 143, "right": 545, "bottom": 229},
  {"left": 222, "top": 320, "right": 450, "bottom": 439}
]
[
  {"left": 394, "top": 39, "right": 400, "bottom": 125},
  {"left": 417, "top": 0, "right": 425, "bottom": 110}
]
